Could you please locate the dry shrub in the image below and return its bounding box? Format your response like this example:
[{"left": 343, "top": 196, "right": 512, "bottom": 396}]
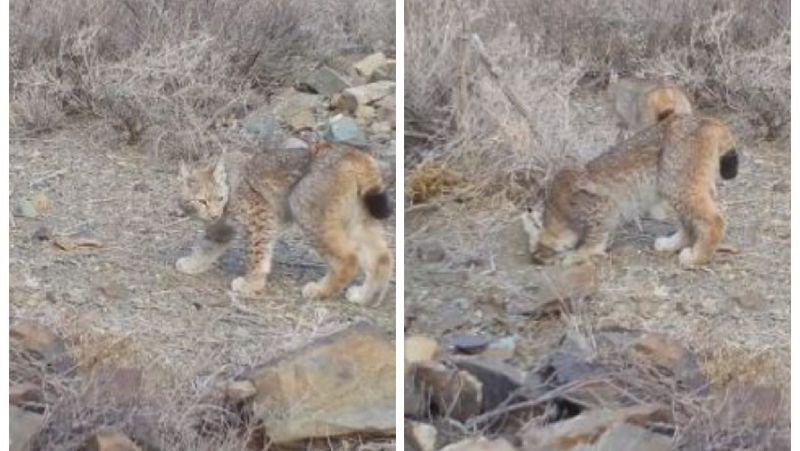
[
  {"left": 11, "top": 0, "right": 396, "bottom": 156},
  {"left": 407, "top": 164, "right": 464, "bottom": 205},
  {"left": 405, "top": 0, "right": 789, "bottom": 199}
]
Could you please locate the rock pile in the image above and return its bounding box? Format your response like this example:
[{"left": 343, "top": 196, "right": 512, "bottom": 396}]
[{"left": 404, "top": 327, "right": 782, "bottom": 450}]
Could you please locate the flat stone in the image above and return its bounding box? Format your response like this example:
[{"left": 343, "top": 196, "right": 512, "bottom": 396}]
[
  {"left": 405, "top": 421, "right": 438, "bottom": 451},
  {"left": 244, "top": 322, "right": 394, "bottom": 444},
  {"left": 242, "top": 114, "right": 279, "bottom": 140},
  {"left": 10, "top": 405, "right": 43, "bottom": 451},
  {"left": 323, "top": 114, "right": 367, "bottom": 147},
  {"left": 439, "top": 437, "right": 517, "bottom": 451},
  {"left": 11, "top": 320, "right": 68, "bottom": 361},
  {"left": 451, "top": 335, "right": 490, "bottom": 355},
  {"left": 13, "top": 199, "right": 38, "bottom": 218},
  {"left": 405, "top": 335, "right": 440, "bottom": 367},
  {"left": 453, "top": 357, "right": 529, "bottom": 412},
  {"left": 631, "top": 333, "right": 707, "bottom": 393},
  {"left": 352, "top": 52, "right": 389, "bottom": 80},
  {"left": 587, "top": 423, "right": 672, "bottom": 451},
  {"left": 522, "top": 404, "right": 672, "bottom": 450},
  {"left": 221, "top": 379, "right": 257, "bottom": 401},
  {"left": 272, "top": 89, "right": 322, "bottom": 132},
  {"left": 85, "top": 428, "right": 142, "bottom": 451},
  {"left": 506, "top": 264, "right": 598, "bottom": 317},
  {"left": 10, "top": 382, "right": 43, "bottom": 407},
  {"left": 410, "top": 360, "right": 483, "bottom": 421},
  {"left": 336, "top": 81, "right": 395, "bottom": 113},
  {"left": 302, "top": 65, "right": 352, "bottom": 96}
]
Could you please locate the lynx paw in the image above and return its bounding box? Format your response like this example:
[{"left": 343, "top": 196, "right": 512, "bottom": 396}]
[
  {"left": 345, "top": 285, "right": 370, "bottom": 305},
  {"left": 560, "top": 252, "right": 589, "bottom": 267},
  {"left": 231, "top": 276, "right": 264, "bottom": 296},
  {"left": 176, "top": 256, "right": 212, "bottom": 275},
  {"left": 678, "top": 248, "right": 703, "bottom": 268},
  {"left": 301, "top": 281, "right": 324, "bottom": 299},
  {"left": 655, "top": 234, "right": 683, "bottom": 253}
]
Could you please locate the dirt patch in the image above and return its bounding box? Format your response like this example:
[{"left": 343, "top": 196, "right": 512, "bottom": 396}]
[
  {"left": 404, "top": 93, "right": 790, "bottom": 409},
  {"left": 10, "top": 123, "right": 396, "bottom": 393}
]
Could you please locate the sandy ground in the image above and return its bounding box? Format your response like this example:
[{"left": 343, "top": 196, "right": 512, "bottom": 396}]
[
  {"left": 404, "top": 93, "right": 790, "bottom": 393},
  {"left": 10, "top": 122, "right": 397, "bottom": 392}
]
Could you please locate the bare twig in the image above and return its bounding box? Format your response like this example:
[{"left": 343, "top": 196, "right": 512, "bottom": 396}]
[{"left": 464, "top": 33, "right": 541, "bottom": 141}]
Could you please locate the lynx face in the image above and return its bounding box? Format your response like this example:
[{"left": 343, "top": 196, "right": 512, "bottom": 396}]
[
  {"left": 174, "top": 142, "right": 393, "bottom": 305},
  {"left": 179, "top": 158, "right": 229, "bottom": 222}
]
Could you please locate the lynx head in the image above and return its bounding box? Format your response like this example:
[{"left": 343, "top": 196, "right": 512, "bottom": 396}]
[
  {"left": 178, "top": 156, "right": 229, "bottom": 221},
  {"left": 523, "top": 200, "right": 576, "bottom": 265}
]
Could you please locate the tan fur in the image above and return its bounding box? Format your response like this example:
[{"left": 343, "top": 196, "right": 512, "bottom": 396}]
[
  {"left": 176, "top": 142, "right": 392, "bottom": 305},
  {"left": 523, "top": 114, "right": 737, "bottom": 268},
  {"left": 608, "top": 75, "right": 693, "bottom": 142}
]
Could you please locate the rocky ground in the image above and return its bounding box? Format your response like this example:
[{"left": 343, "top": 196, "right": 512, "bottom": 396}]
[
  {"left": 403, "top": 91, "right": 790, "bottom": 450},
  {"left": 10, "top": 52, "right": 398, "bottom": 450}
]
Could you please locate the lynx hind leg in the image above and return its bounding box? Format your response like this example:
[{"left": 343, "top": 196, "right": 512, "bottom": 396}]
[
  {"left": 654, "top": 216, "right": 692, "bottom": 253},
  {"left": 346, "top": 223, "right": 392, "bottom": 305},
  {"left": 674, "top": 197, "right": 725, "bottom": 268},
  {"left": 231, "top": 194, "right": 280, "bottom": 296},
  {"left": 302, "top": 224, "right": 359, "bottom": 300},
  {"left": 176, "top": 220, "right": 234, "bottom": 275}
]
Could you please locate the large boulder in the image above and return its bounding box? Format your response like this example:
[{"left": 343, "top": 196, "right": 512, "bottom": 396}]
[{"left": 243, "top": 322, "right": 395, "bottom": 445}]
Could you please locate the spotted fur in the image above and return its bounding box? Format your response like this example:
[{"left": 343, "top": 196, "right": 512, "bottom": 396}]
[
  {"left": 607, "top": 74, "right": 693, "bottom": 142},
  {"left": 176, "top": 141, "right": 392, "bottom": 305},
  {"left": 523, "top": 114, "right": 738, "bottom": 268}
]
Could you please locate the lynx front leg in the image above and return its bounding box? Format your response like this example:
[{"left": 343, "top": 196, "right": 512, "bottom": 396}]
[
  {"left": 231, "top": 196, "right": 279, "bottom": 296},
  {"left": 561, "top": 226, "right": 609, "bottom": 267},
  {"left": 176, "top": 220, "right": 234, "bottom": 274}
]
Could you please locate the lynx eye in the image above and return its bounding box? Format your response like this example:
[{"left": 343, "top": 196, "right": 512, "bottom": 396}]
[{"left": 196, "top": 199, "right": 209, "bottom": 207}]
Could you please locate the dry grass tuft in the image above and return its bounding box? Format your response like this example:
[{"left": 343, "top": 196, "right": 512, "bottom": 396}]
[
  {"left": 405, "top": 0, "right": 789, "bottom": 200},
  {"left": 407, "top": 164, "right": 465, "bottom": 205},
  {"left": 11, "top": 0, "right": 396, "bottom": 158}
]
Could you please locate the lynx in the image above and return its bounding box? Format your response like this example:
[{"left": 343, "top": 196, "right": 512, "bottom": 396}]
[
  {"left": 522, "top": 114, "right": 739, "bottom": 268},
  {"left": 607, "top": 73, "right": 693, "bottom": 142},
  {"left": 176, "top": 141, "right": 393, "bottom": 305}
]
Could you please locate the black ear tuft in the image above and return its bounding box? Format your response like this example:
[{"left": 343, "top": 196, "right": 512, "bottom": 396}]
[
  {"left": 657, "top": 108, "right": 675, "bottom": 122},
  {"left": 719, "top": 149, "right": 738, "bottom": 180},
  {"left": 363, "top": 189, "right": 392, "bottom": 219}
]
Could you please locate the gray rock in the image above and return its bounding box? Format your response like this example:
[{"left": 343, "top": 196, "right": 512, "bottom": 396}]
[
  {"left": 451, "top": 335, "right": 490, "bottom": 355},
  {"left": 272, "top": 89, "right": 322, "bottom": 132},
  {"left": 439, "top": 437, "right": 517, "bottom": 451},
  {"left": 244, "top": 322, "right": 394, "bottom": 444},
  {"left": 13, "top": 199, "right": 38, "bottom": 218},
  {"left": 336, "top": 81, "right": 395, "bottom": 113},
  {"left": 10, "top": 406, "right": 43, "bottom": 451},
  {"left": 302, "top": 66, "right": 352, "bottom": 96},
  {"left": 323, "top": 115, "right": 367, "bottom": 147},
  {"left": 281, "top": 137, "right": 309, "bottom": 150},
  {"left": 353, "top": 53, "right": 394, "bottom": 82},
  {"left": 405, "top": 421, "right": 438, "bottom": 451},
  {"left": 521, "top": 404, "right": 672, "bottom": 450},
  {"left": 242, "top": 114, "right": 279, "bottom": 141},
  {"left": 590, "top": 423, "right": 672, "bottom": 451}
]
